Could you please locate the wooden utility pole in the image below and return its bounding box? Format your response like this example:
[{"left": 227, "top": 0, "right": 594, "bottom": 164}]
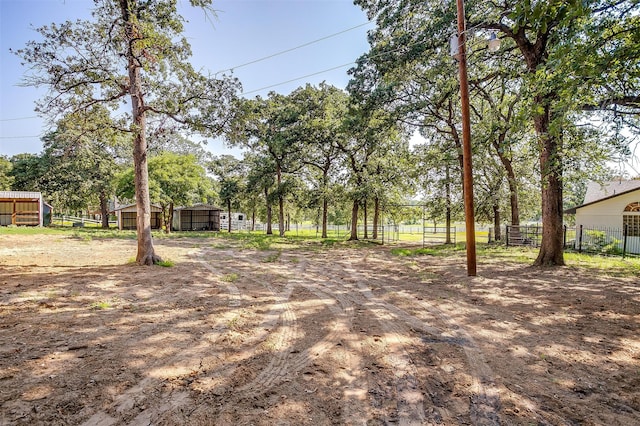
[{"left": 456, "top": 0, "right": 477, "bottom": 276}]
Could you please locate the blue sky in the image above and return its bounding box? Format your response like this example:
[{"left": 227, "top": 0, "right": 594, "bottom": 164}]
[{"left": 0, "top": 0, "right": 374, "bottom": 157}]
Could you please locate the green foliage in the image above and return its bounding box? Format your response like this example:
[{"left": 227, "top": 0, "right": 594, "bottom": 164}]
[
  {"left": 13, "top": 0, "right": 240, "bottom": 262},
  {"left": 582, "top": 230, "right": 623, "bottom": 255},
  {"left": 156, "top": 259, "right": 175, "bottom": 267},
  {"left": 0, "top": 156, "right": 14, "bottom": 190},
  {"left": 351, "top": 0, "right": 640, "bottom": 265},
  {"left": 209, "top": 155, "right": 245, "bottom": 225},
  {"left": 90, "top": 300, "right": 113, "bottom": 310},
  {"left": 563, "top": 252, "right": 640, "bottom": 277},
  {"left": 221, "top": 272, "right": 239, "bottom": 282},
  {"left": 117, "top": 151, "right": 209, "bottom": 231},
  {"left": 390, "top": 247, "right": 440, "bottom": 257},
  {"left": 9, "top": 154, "right": 45, "bottom": 192}
]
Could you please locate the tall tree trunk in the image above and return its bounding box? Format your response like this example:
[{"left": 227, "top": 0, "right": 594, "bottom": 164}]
[
  {"left": 372, "top": 197, "right": 379, "bottom": 239},
  {"left": 121, "top": 0, "right": 159, "bottom": 265},
  {"left": 533, "top": 99, "right": 565, "bottom": 266},
  {"left": 161, "top": 205, "right": 169, "bottom": 234},
  {"left": 320, "top": 169, "right": 330, "bottom": 238},
  {"left": 363, "top": 199, "right": 368, "bottom": 239},
  {"left": 227, "top": 199, "right": 232, "bottom": 233},
  {"left": 445, "top": 164, "right": 452, "bottom": 244},
  {"left": 277, "top": 164, "right": 285, "bottom": 237},
  {"left": 265, "top": 187, "right": 273, "bottom": 235},
  {"left": 512, "top": 29, "right": 563, "bottom": 266},
  {"left": 492, "top": 135, "right": 521, "bottom": 227},
  {"left": 349, "top": 199, "right": 359, "bottom": 241},
  {"left": 321, "top": 198, "right": 328, "bottom": 239},
  {"left": 99, "top": 190, "right": 109, "bottom": 229},
  {"left": 493, "top": 202, "right": 501, "bottom": 241},
  {"left": 167, "top": 201, "right": 173, "bottom": 234}
]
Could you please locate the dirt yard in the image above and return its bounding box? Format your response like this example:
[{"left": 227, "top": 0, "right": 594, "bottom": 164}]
[{"left": 1, "top": 234, "right": 639, "bottom": 425}]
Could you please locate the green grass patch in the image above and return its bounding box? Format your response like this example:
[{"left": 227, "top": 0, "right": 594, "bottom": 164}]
[
  {"left": 0, "top": 226, "right": 67, "bottom": 236},
  {"left": 156, "top": 259, "right": 174, "bottom": 267},
  {"left": 90, "top": 300, "right": 113, "bottom": 310},
  {"left": 390, "top": 247, "right": 440, "bottom": 257},
  {"left": 564, "top": 252, "right": 640, "bottom": 277},
  {"left": 262, "top": 251, "right": 281, "bottom": 263},
  {"left": 222, "top": 272, "right": 239, "bottom": 282},
  {"left": 390, "top": 243, "right": 467, "bottom": 258}
]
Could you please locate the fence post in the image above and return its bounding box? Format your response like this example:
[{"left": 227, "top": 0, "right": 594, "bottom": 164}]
[
  {"left": 563, "top": 225, "right": 567, "bottom": 248},
  {"left": 505, "top": 225, "right": 509, "bottom": 247},
  {"left": 623, "top": 224, "right": 628, "bottom": 259},
  {"left": 578, "top": 224, "right": 583, "bottom": 253}
]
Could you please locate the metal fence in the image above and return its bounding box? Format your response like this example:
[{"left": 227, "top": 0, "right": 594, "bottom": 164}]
[
  {"left": 498, "top": 224, "right": 640, "bottom": 258},
  {"left": 423, "top": 226, "right": 456, "bottom": 247},
  {"left": 572, "top": 225, "right": 639, "bottom": 258},
  {"left": 504, "top": 225, "right": 543, "bottom": 247},
  {"left": 53, "top": 215, "right": 117, "bottom": 227}
]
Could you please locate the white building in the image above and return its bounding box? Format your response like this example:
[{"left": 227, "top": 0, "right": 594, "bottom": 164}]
[
  {"left": 565, "top": 180, "right": 640, "bottom": 253},
  {"left": 219, "top": 212, "right": 248, "bottom": 231}
]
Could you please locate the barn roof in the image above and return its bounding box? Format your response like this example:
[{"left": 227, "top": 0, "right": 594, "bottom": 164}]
[
  {"left": 0, "top": 191, "right": 43, "bottom": 200},
  {"left": 565, "top": 180, "right": 640, "bottom": 214},
  {"left": 174, "top": 203, "right": 223, "bottom": 211}
]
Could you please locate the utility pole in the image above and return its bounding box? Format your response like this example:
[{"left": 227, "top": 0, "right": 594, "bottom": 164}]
[{"left": 455, "top": 0, "right": 477, "bottom": 276}]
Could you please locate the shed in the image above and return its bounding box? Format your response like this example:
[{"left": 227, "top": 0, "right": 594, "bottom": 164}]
[
  {"left": 0, "top": 191, "right": 48, "bottom": 226},
  {"left": 565, "top": 180, "right": 640, "bottom": 253},
  {"left": 173, "top": 204, "right": 222, "bottom": 231},
  {"left": 220, "top": 211, "right": 248, "bottom": 231},
  {"left": 111, "top": 203, "right": 162, "bottom": 231}
]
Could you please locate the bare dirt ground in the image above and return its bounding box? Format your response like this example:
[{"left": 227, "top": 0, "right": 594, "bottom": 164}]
[{"left": 1, "top": 234, "right": 639, "bottom": 426}]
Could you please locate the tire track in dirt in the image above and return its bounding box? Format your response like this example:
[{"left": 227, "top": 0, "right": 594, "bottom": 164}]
[
  {"left": 81, "top": 248, "right": 281, "bottom": 426},
  {"left": 202, "top": 253, "right": 304, "bottom": 422},
  {"left": 326, "top": 261, "right": 428, "bottom": 425},
  {"left": 197, "top": 248, "right": 242, "bottom": 307},
  {"left": 409, "top": 295, "right": 501, "bottom": 425},
  {"left": 429, "top": 264, "right": 574, "bottom": 425},
  {"left": 307, "top": 253, "right": 500, "bottom": 424},
  {"left": 218, "top": 256, "right": 356, "bottom": 397},
  {"left": 302, "top": 260, "right": 392, "bottom": 424},
  {"left": 214, "top": 252, "right": 374, "bottom": 424},
  {"left": 294, "top": 260, "right": 365, "bottom": 425},
  {"left": 345, "top": 255, "right": 503, "bottom": 426}
]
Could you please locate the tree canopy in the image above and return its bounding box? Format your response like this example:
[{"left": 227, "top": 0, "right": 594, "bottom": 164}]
[
  {"left": 350, "top": 0, "right": 640, "bottom": 265},
  {"left": 14, "top": 0, "right": 239, "bottom": 264}
]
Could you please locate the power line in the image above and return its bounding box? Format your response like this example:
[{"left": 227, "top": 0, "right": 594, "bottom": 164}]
[
  {"left": 0, "top": 135, "right": 41, "bottom": 139},
  {"left": 214, "top": 21, "right": 374, "bottom": 75},
  {"left": 241, "top": 62, "right": 356, "bottom": 95},
  {"left": 0, "top": 116, "right": 39, "bottom": 122},
  {"left": 241, "top": 34, "right": 431, "bottom": 96}
]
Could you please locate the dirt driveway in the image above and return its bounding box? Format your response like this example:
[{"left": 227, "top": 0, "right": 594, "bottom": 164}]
[{"left": 1, "top": 234, "right": 639, "bottom": 425}]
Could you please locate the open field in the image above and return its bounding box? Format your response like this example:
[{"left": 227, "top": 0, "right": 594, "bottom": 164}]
[{"left": 1, "top": 231, "right": 640, "bottom": 425}]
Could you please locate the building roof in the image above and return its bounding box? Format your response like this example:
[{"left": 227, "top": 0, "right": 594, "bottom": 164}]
[
  {"left": 583, "top": 180, "right": 640, "bottom": 203},
  {"left": 0, "top": 191, "right": 43, "bottom": 200},
  {"left": 174, "top": 203, "right": 223, "bottom": 211},
  {"left": 565, "top": 180, "right": 640, "bottom": 214}
]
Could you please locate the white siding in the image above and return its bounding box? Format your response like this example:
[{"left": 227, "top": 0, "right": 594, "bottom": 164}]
[{"left": 575, "top": 190, "right": 640, "bottom": 229}]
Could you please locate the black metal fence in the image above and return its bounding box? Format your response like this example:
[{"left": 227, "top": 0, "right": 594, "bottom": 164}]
[
  {"left": 504, "top": 225, "right": 543, "bottom": 247},
  {"left": 571, "top": 225, "right": 639, "bottom": 258},
  {"left": 498, "top": 224, "right": 640, "bottom": 258}
]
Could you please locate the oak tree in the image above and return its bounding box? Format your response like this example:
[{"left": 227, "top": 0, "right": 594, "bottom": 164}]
[{"left": 14, "top": 0, "right": 238, "bottom": 264}]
